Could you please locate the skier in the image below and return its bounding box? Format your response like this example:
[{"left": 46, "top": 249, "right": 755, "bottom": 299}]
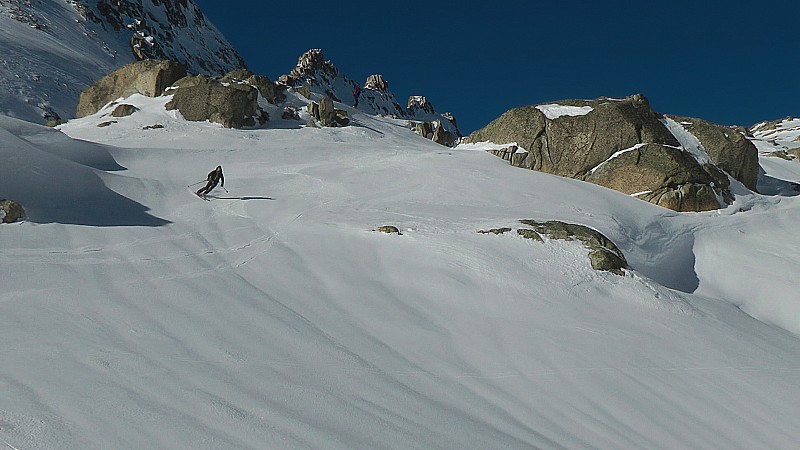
[
  {"left": 196, "top": 165, "right": 224, "bottom": 198},
  {"left": 352, "top": 85, "right": 361, "bottom": 108}
]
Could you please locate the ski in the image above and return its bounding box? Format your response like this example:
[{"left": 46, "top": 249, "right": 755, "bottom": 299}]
[{"left": 189, "top": 187, "right": 210, "bottom": 200}]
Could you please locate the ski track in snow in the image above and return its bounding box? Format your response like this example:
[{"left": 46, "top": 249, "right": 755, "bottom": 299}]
[{"left": 1, "top": 96, "right": 800, "bottom": 448}]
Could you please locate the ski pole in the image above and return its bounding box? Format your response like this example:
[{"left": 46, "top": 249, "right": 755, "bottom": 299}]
[
  {"left": 188, "top": 180, "right": 205, "bottom": 187},
  {"left": 222, "top": 186, "right": 229, "bottom": 193}
]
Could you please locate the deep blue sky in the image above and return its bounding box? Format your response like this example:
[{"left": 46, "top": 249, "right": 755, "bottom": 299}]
[{"left": 193, "top": 0, "right": 798, "bottom": 133}]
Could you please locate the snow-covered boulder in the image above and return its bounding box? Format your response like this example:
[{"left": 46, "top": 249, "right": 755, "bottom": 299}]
[
  {"left": 465, "top": 94, "right": 737, "bottom": 212},
  {"left": 77, "top": 60, "right": 187, "bottom": 118},
  {"left": 0, "top": 199, "right": 25, "bottom": 223}
]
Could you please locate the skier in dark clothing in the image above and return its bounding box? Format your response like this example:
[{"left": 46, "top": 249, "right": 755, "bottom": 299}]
[
  {"left": 353, "top": 86, "right": 361, "bottom": 108},
  {"left": 196, "top": 165, "right": 224, "bottom": 197}
]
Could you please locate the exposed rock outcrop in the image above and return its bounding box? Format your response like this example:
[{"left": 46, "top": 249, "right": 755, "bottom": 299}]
[
  {"left": 409, "top": 120, "right": 456, "bottom": 147},
  {"left": 411, "top": 121, "right": 433, "bottom": 139},
  {"left": 1, "top": 199, "right": 25, "bottom": 223},
  {"left": 279, "top": 49, "right": 340, "bottom": 99},
  {"left": 223, "top": 69, "right": 286, "bottom": 105},
  {"left": 432, "top": 122, "right": 456, "bottom": 147},
  {"left": 583, "top": 143, "right": 731, "bottom": 212},
  {"left": 77, "top": 60, "right": 186, "bottom": 118},
  {"left": 667, "top": 115, "right": 759, "bottom": 190},
  {"left": 466, "top": 94, "right": 739, "bottom": 212},
  {"left": 307, "top": 98, "right": 349, "bottom": 127},
  {"left": 373, "top": 225, "right": 402, "bottom": 235},
  {"left": 407, "top": 96, "right": 436, "bottom": 117},
  {"left": 165, "top": 75, "right": 266, "bottom": 128},
  {"left": 519, "top": 220, "right": 628, "bottom": 275},
  {"left": 364, "top": 74, "right": 389, "bottom": 92},
  {"left": 478, "top": 220, "right": 628, "bottom": 275},
  {"left": 111, "top": 104, "right": 138, "bottom": 117}
]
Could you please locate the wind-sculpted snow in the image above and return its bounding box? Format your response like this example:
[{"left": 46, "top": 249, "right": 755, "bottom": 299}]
[
  {"left": 1, "top": 101, "right": 800, "bottom": 448},
  {"left": 0, "top": 115, "right": 167, "bottom": 225}
]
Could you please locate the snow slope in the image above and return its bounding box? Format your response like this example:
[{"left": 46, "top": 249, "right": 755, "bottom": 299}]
[{"left": 1, "top": 100, "right": 800, "bottom": 448}]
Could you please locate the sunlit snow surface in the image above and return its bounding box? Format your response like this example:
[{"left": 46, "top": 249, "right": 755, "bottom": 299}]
[
  {"left": 535, "top": 104, "right": 594, "bottom": 120},
  {"left": 1, "top": 97, "right": 800, "bottom": 449}
]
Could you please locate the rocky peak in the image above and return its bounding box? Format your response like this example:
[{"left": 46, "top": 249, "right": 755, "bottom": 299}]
[
  {"left": 276, "top": 48, "right": 461, "bottom": 143},
  {"left": 364, "top": 74, "right": 389, "bottom": 92},
  {"left": 408, "top": 96, "right": 436, "bottom": 116},
  {"left": 279, "top": 49, "right": 339, "bottom": 88}
]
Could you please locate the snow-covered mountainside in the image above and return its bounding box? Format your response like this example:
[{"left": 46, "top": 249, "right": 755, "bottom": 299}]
[
  {"left": 1, "top": 93, "right": 800, "bottom": 448},
  {"left": 0, "top": 0, "right": 245, "bottom": 123},
  {"left": 749, "top": 117, "right": 800, "bottom": 196},
  {"left": 280, "top": 49, "right": 460, "bottom": 136}
]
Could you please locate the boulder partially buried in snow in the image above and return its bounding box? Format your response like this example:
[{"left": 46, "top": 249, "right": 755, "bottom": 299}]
[
  {"left": 374, "top": 225, "right": 402, "bottom": 235},
  {"left": 111, "top": 104, "right": 139, "bottom": 117},
  {"left": 77, "top": 60, "right": 187, "bottom": 118},
  {"left": 519, "top": 220, "right": 628, "bottom": 275},
  {"left": 465, "top": 94, "right": 736, "bottom": 212},
  {"left": 478, "top": 220, "right": 628, "bottom": 275},
  {"left": 1, "top": 200, "right": 25, "bottom": 223}
]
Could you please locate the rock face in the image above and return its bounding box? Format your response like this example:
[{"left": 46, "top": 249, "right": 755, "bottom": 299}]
[
  {"left": 409, "top": 119, "right": 457, "bottom": 146},
  {"left": 667, "top": 115, "right": 759, "bottom": 190},
  {"left": 165, "top": 75, "right": 266, "bottom": 128},
  {"left": 432, "top": 122, "right": 457, "bottom": 147},
  {"left": 0, "top": 0, "right": 247, "bottom": 124},
  {"left": 74, "top": 0, "right": 247, "bottom": 73},
  {"left": 77, "top": 60, "right": 186, "bottom": 118},
  {"left": 466, "top": 94, "right": 741, "bottom": 212},
  {"left": 583, "top": 143, "right": 730, "bottom": 212},
  {"left": 408, "top": 96, "right": 436, "bottom": 117},
  {"left": 1, "top": 200, "right": 25, "bottom": 223},
  {"left": 364, "top": 74, "right": 389, "bottom": 92}
]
